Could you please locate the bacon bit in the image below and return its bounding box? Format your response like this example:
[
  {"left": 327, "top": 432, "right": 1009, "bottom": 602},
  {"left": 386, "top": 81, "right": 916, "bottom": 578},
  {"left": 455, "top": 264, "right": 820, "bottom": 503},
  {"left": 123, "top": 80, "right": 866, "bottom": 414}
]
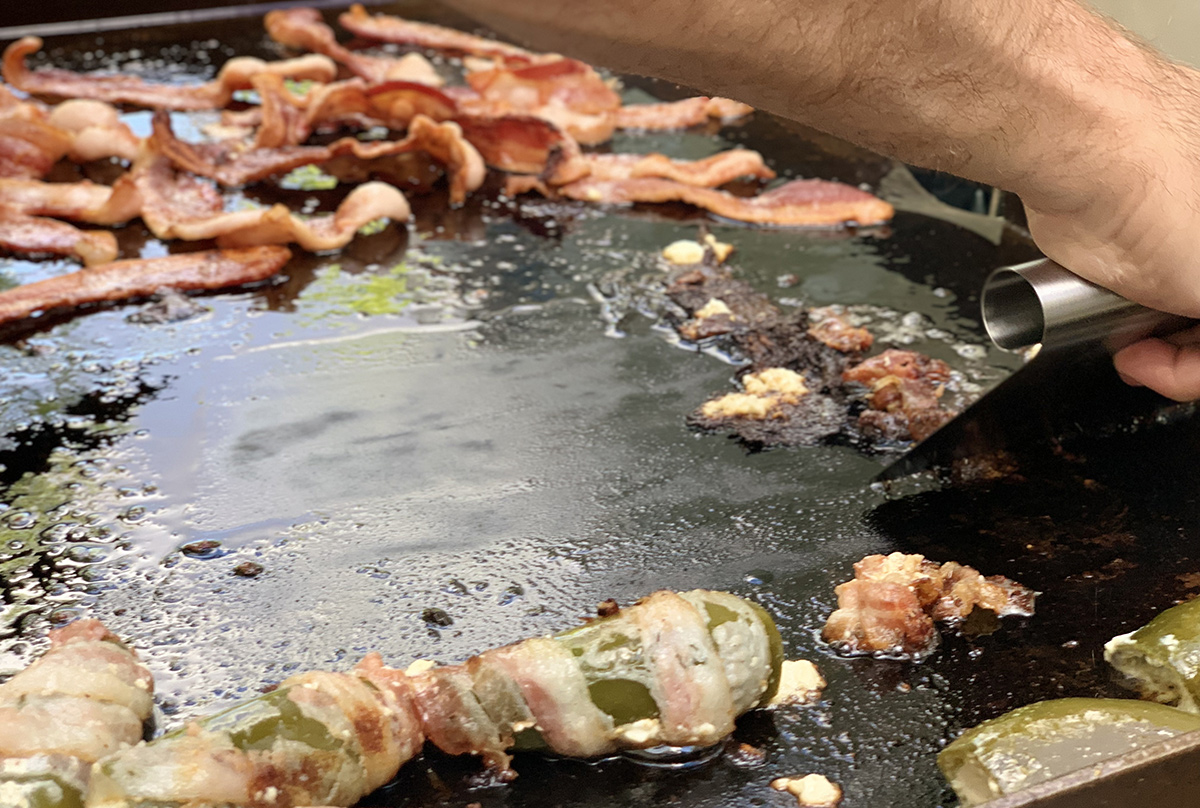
[
  {"left": 821, "top": 552, "right": 1036, "bottom": 660},
  {"left": 595, "top": 598, "right": 620, "bottom": 618},
  {"left": 615, "top": 96, "right": 754, "bottom": 130},
  {"left": 843, "top": 348, "right": 952, "bottom": 385},
  {"left": 0, "top": 206, "right": 118, "bottom": 266},
  {"left": 807, "top": 307, "right": 873, "bottom": 353},
  {"left": 547, "top": 177, "right": 893, "bottom": 227},
  {"left": 339, "top": 3, "right": 535, "bottom": 60},
  {"left": 0, "top": 246, "right": 291, "bottom": 325},
  {"left": 844, "top": 349, "right": 955, "bottom": 441},
  {"left": 265, "top": 7, "right": 444, "bottom": 86},
  {"left": 4, "top": 36, "right": 336, "bottom": 110}
]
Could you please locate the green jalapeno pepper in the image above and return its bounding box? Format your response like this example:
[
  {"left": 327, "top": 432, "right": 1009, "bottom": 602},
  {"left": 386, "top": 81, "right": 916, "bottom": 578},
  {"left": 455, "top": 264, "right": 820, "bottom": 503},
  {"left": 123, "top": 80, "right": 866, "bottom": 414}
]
[
  {"left": 938, "top": 697, "right": 1200, "bottom": 806},
  {"left": 1105, "top": 598, "right": 1200, "bottom": 712}
]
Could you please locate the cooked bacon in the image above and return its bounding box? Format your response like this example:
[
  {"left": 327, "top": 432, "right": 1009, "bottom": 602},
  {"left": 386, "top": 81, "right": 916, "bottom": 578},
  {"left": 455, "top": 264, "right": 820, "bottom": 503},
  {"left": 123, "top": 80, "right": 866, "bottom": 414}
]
[
  {"left": 624, "top": 591, "right": 737, "bottom": 747},
  {"left": 0, "top": 86, "right": 72, "bottom": 178},
  {"left": 0, "top": 116, "right": 71, "bottom": 178},
  {"left": 339, "top": 3, "right": 535, "bottom": 59},
  {"left": 46, "top": 99, "right": 141, "bottom": 162},
  {"left": 844, "top": 349, "right": 955, "bottom": 441},
  {"left": 563, "top": 149, "right": 775, "bottom": 187},
  {"left": 3, "top": 37, "right": 336, "bottom": 109},
  {"left": 544, "top": 176, "right": 894, "bottom": 226},
  {"left": 822, "top": 553, "right": 1035, "bottom": 660},
  {"left": 457, "top": 57, "right": 620, "bottom": 145},
  {"left": 0, "top": 619, "right": 153, "bottom": 806},
  {"left": 455, "top": 114, "right": 585, "bottom": 181},
  {"left": 0, "top": 176, "right": 142, "bottom": 225},
  {"left": 843, "top": 348, "right": 952, "bottom": 385},
  {"left": 0, "top": 205, "right": 117, "bottom": 265},
  {"left": 615, "top": 96, "right": 754, "bottom": 130},
  {"left": 265, "top": 7, "right": 443, "bottom": 86},
  {"left": 0, "top": 246, "right": 291, "bottom": 324},
  {"left": 251, "top": 74, "right": 459, "bottom": 148},
  {"left": 808, "top": 307, "right": 874, "bottom": 353},
  {"left": 154, "top": 111, "right": 483, "bottom": 204},
  {"left": 476, "top": 639, "right": 617, "bottom": 758}
]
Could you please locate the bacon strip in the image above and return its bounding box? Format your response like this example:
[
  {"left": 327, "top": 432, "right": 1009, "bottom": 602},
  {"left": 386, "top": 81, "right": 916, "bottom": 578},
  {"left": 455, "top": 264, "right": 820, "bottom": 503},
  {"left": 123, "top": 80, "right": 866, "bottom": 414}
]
[
  {"left": 0, "top": 246, "right": 291, "bottom": 325},
  {"left": 46, "top": 99, "right": 141, "bottom": 162},
  {"left": 583, "top": 149, "right": 774, "bottom": 185},
  {"left": 459, "top": 57, "right": 620, "bottom": 145},
  {"left": 339, "top": 3, "right": 534, "bottom": 59},
  {"left": 154, "top": 111, "right": 483, "bottom": 204},
  {"left": 615, "top": 97, "right": 754, "bottom": 130},
  {"left": 251, "top": 74, "right": 460, "bottom": 149},
  {"left": 455, "top": 114, "right": 585, "bottom": 181},
  {"left": 0, "top": 205, "right": 117, "bottom": 265},
  {"left": 0, "top": 85, "right": 71, "bottom": 178},
  {"left": 546, "top": 176, "right": 894, "bottom": 226},
  {"left": 265, "top": 7, "right": 443, "bottom": 86},
  {"left": 3, "top": 37, "right": 337, "bottom": 109},
  {"left": 0, "top": 176, "right": 142, "bottom": 225}
]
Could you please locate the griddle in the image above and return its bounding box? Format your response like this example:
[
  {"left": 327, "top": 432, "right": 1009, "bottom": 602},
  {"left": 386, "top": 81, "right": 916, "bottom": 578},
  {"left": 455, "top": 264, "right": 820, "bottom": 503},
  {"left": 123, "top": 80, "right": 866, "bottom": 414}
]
[{"left": 2, "top": 6, "right": 1199, "bottom": 808}]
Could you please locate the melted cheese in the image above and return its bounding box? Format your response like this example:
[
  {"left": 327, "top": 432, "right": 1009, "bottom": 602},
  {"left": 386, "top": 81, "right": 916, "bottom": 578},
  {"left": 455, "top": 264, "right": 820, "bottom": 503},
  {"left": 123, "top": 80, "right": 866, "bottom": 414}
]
[
  {"left": 695, "top": 298, "right": 733, "bottom": 319},
  {"left": 768, "top": 659, "right": 826, "bottom": 706},
  {"left": 703, "top": 234, "right": 735, "bottom": 262},
  {"left": 661, "top": 239, "right": 706, "bottom": 265},
  {"left": 770, "top": 774, "right": 842, "bottom": 806},
  {"left": 700, "top": 392, "right": 776, "bottom": 420},
  {"left": 743, "top": 368, "right": 809, "bottom": 401}
]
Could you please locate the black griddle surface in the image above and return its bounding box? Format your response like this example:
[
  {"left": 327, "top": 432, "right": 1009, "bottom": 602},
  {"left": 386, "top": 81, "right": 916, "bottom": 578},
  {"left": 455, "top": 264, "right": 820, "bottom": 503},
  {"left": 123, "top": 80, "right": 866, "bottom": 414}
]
[{"left": 2, "top": 6, "right": 1199, "bottom": 808}]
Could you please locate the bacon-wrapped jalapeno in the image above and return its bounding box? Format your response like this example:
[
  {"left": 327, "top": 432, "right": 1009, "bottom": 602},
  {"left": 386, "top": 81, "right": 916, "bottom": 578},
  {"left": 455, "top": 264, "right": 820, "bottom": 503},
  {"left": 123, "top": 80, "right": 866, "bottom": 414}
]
[
  {"left": 86, "top": 655, "right": 422, "bottom": 808},
  {"left": 938, "top": 697, "right": 1200, "bottom": 806},
  {"left": 85, "top": 589, "right": 781, "bottom": 804},
  {"left": 0, "top": 619, "right": 153, "bottom": 808},
  {"left": 412, "top": 589, "right": 782, "bottom": 777},
  {"left": 1105, "top": 597, "right": 1200, "bottom": 712}
]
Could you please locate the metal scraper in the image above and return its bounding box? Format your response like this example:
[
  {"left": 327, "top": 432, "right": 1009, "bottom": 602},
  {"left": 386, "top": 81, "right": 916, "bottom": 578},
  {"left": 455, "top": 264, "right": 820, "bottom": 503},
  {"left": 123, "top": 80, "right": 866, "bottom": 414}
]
[{"left": 874, "top": 258, "right": 1197, "bottom": 482}]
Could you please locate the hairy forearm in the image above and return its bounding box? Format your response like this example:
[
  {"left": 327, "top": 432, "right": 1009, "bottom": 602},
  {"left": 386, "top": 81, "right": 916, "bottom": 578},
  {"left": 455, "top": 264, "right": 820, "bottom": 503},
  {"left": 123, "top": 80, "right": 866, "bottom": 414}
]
[{"left": 441, "top": 0, "right": 1189, "bottom": 213}]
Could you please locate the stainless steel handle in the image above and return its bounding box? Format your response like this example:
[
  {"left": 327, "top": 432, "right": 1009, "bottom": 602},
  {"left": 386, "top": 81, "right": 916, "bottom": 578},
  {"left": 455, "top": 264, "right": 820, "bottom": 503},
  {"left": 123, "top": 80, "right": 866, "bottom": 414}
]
[{"left": 981, "top": 258, "right": 1195, "bottom": 352}]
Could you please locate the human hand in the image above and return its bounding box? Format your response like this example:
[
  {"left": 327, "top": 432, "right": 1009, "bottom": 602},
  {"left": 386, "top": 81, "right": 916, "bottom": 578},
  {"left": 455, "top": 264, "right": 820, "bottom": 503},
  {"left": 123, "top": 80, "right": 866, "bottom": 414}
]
[
  {"left": 1016, "top": 58, "right": 1200, "bottom": 402},
  {"left": 1113, "top": 327, "right": 1200, "bottom": 401}
]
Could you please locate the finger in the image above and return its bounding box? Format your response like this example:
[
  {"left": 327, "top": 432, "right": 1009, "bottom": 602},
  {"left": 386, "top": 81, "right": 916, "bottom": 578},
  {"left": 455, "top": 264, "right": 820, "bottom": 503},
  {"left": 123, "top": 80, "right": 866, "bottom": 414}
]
[{"left": 1113, "top": 338, "right": 1200, "bottom": 401}]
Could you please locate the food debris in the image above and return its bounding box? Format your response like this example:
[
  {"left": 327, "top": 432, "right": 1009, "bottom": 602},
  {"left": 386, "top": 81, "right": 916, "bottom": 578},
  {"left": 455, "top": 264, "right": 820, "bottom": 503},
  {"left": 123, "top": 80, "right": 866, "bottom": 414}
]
[
  {"left": 768, "top": 659, "right": 826, "bottom": 706},
  {"left": 662, "top": 239, "right": 707, "bottom": 265},
  {"left": 770, "top": 774, "right": 842, "bottom": 807},
  {"left": 822, "top": 552, "right": 1037, "bottom": 660},
  {"left": 232, "top": 561, "right": 264, "bottom": 578},
  {"left": 404, "top": 658, "right": 436, "bottom": 676}
]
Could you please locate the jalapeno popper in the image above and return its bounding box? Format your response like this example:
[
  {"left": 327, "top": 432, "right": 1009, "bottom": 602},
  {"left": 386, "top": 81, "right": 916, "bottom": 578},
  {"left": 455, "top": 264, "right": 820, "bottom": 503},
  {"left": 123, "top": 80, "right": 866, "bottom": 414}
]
[
  {"left": 412, "top": 589, "right": 783, "bottom": 777},
  {"left": 0, "top": 619, "right": 154, "bottom": 808},
  {"left": 937, "top": 698, "right": 1200, "bottom": 806},
  {"left": 87, "top": 589, "right": 784, "bottom": 805},
  {"left": 1105, "top": 597, "right": 1200, "bottom": 713}
]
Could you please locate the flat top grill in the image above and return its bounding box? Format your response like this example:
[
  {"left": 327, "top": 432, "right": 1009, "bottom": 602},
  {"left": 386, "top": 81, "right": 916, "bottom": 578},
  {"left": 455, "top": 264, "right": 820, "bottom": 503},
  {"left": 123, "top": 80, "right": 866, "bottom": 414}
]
[{"left": 2, "top": 6, "right": 1198, "bottom": 807}]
